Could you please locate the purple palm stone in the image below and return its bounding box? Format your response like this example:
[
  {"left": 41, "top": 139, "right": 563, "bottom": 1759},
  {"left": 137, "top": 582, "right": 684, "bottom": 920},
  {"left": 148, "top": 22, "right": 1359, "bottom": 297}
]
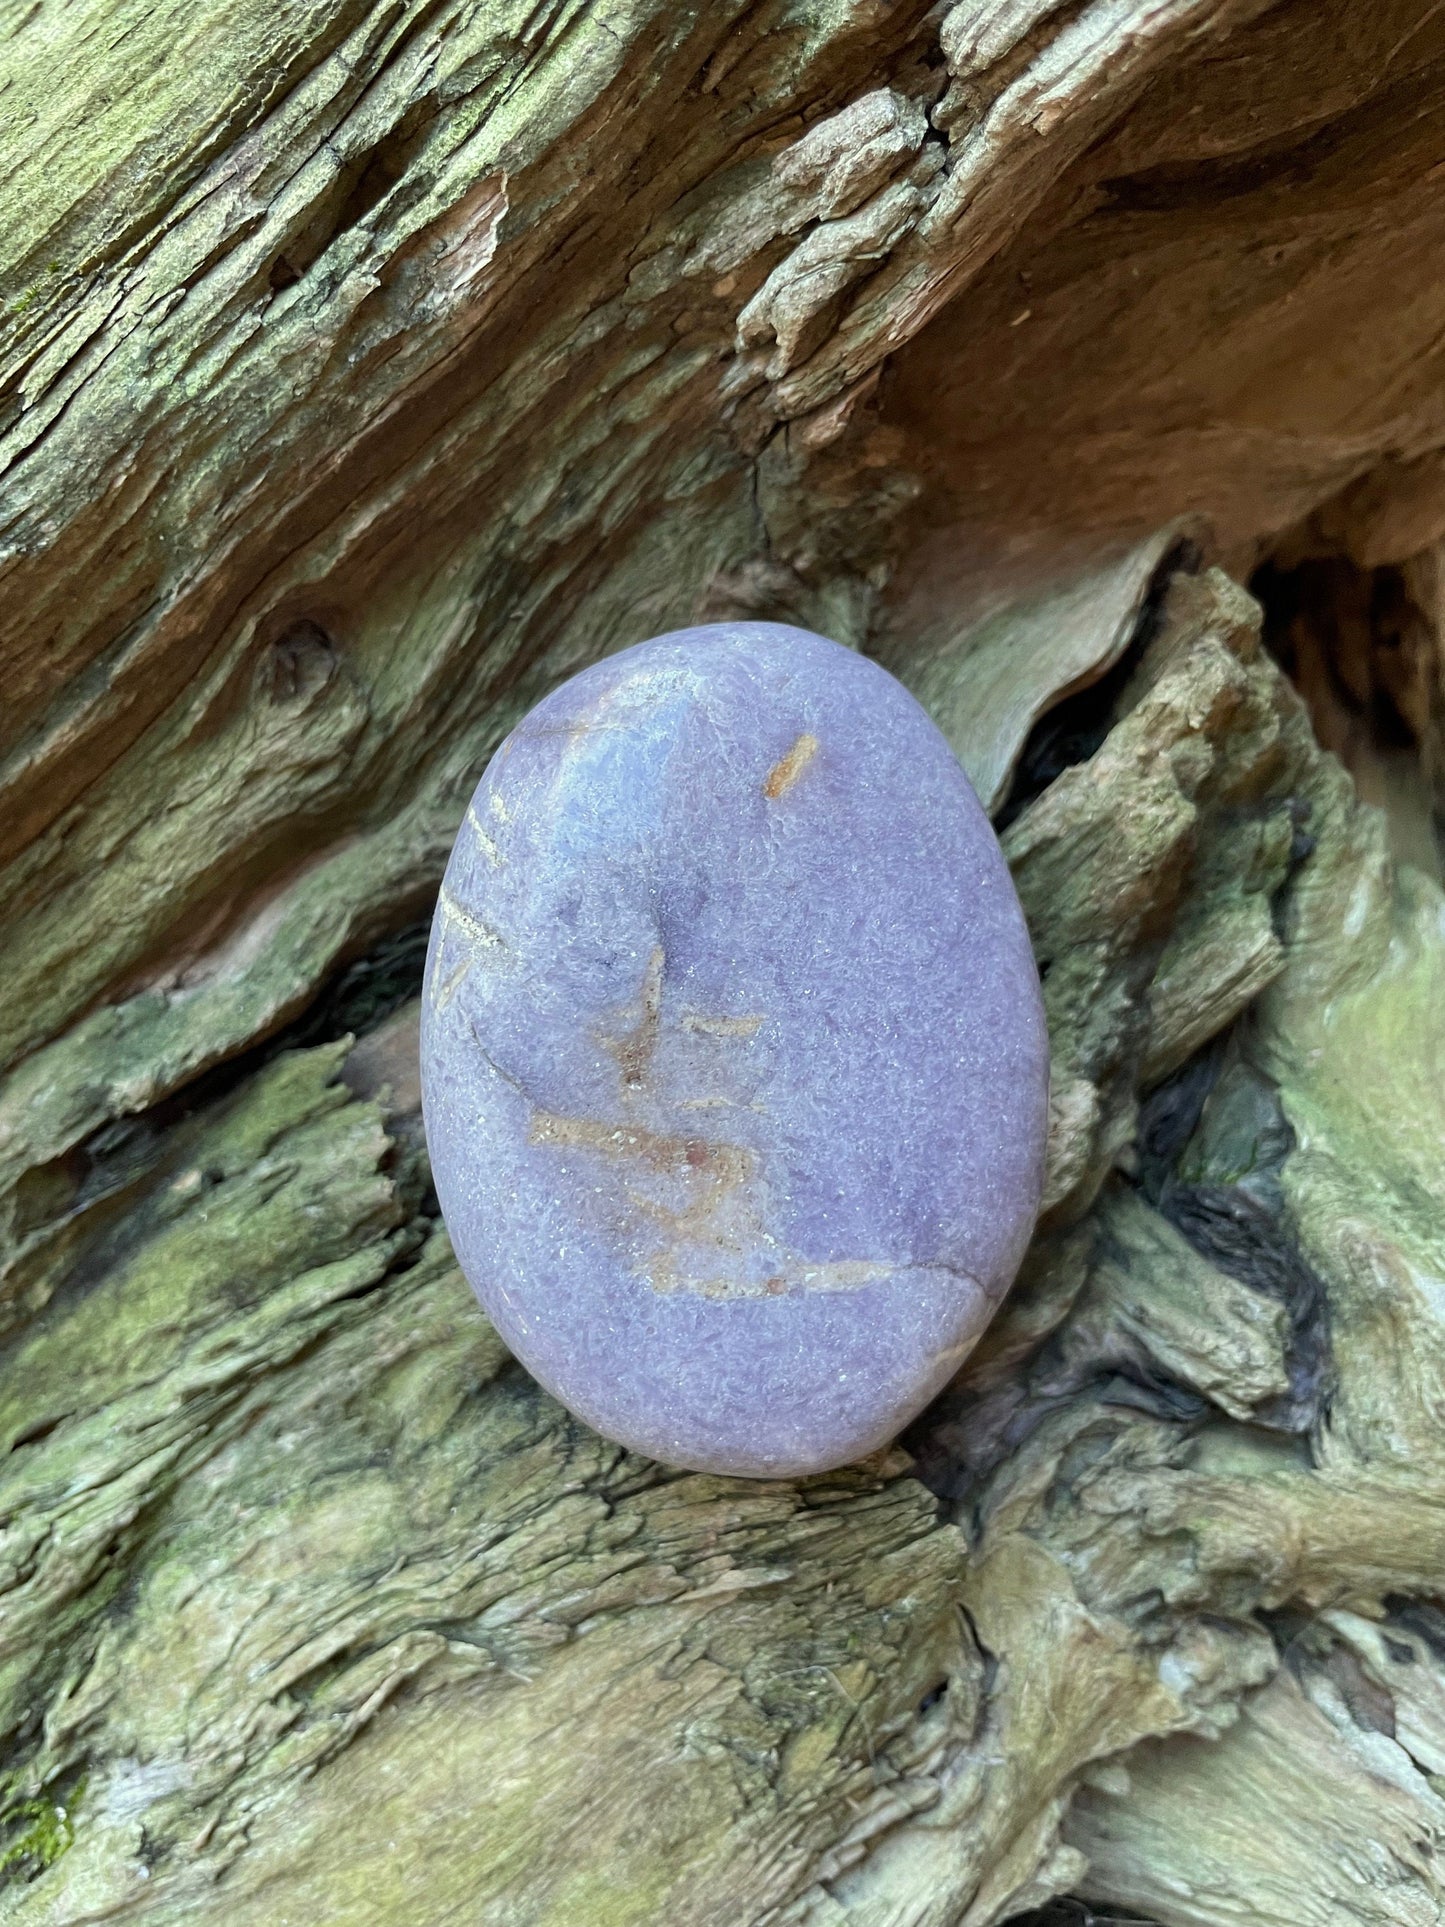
[{"left": 421, "top": 622, "right": 1048, "bottom": 1478}]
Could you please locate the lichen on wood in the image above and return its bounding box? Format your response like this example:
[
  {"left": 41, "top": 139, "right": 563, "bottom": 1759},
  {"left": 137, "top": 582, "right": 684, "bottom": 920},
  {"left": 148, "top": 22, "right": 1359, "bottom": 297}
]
[{"left": 4, "top": 0, "right": 1445, "bottom": 1921}]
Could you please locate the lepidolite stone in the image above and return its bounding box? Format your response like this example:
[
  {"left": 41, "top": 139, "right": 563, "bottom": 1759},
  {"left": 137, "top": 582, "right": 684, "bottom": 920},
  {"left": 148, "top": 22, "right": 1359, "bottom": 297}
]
[{"left": 421, "top": 622, "right": 1048, "bottom": 1477}]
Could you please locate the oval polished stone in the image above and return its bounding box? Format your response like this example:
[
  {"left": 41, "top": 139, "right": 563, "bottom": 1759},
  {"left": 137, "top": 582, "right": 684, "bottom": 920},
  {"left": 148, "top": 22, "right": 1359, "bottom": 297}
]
[{"left": 421, "top": 622, "right": 1048, "bottom": 1477}]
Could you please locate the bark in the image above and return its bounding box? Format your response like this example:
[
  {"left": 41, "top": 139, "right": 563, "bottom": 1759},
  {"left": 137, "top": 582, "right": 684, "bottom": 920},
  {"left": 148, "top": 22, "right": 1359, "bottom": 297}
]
[{"left": 2, "top": 2, "right": 1444, "bottom": 1923}]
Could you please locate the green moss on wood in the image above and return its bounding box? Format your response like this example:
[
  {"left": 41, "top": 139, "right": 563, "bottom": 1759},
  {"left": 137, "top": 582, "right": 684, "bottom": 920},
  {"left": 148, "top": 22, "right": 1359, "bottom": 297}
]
[{"left": 0, "top": 1778, "right": 82, "bottom": 1885}]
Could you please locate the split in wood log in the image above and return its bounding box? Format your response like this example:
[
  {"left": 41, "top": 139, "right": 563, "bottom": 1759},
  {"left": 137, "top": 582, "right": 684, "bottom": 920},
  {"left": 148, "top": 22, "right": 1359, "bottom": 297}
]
[{"left": 3, "top": 2, "right": 1445, "bottom": 1921}]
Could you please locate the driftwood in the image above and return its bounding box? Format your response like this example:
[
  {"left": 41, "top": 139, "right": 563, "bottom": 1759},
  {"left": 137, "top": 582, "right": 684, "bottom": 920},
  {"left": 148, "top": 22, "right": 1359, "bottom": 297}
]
[{"left": 2, "top": 1, "right": 1444, "bottom": 1921}]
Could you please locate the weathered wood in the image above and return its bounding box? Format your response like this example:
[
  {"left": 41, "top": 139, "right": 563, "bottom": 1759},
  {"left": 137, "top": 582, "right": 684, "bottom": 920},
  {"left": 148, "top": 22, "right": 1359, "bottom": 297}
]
[{"left": 3, "top": 2, "right": 1445, "bottom": 1921}]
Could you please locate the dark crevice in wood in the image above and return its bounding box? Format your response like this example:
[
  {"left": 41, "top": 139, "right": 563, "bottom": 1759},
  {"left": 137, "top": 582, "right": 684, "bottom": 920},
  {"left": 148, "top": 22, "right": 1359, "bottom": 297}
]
[
  {"left": 1385, "top": 1596, "right": 1445, "bottom": 1660},
  {"left": 1255, "top": 557, "right": 1424, "bottom": 752},
  {"left": 1003, "top": 1895, "right": 1166, "bottom": 1926},
  {"left": 285, "top": 916, "right": 432, "bottom": 1050},
  {"left": 268, "top": 103, "right": 439, "bottom": 294},
  {"left": 1159, "top": 1182, "right": 1332, "bottom": 1437},
  {"left": 1098, "top": 48, "right": 1445, "bottom": 217},
  {"left": 1139, "top": 1036, "right": 1334, "bottom": 1440},
  {"left": 1252, "top": 549, "right": 1445, "bottom": 880},
  {"left": 995, "top": 536, "right": 1203, "bottom": 831}
]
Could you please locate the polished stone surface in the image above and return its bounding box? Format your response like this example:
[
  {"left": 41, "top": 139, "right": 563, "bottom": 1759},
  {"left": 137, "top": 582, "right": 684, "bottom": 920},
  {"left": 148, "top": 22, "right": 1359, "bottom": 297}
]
[{"left": 421, "top": 622, "right": 1048, "bottom": 1476}]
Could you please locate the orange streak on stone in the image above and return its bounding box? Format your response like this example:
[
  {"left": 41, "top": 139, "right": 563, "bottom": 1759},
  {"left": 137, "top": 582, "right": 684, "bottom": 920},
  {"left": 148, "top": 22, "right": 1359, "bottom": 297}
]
[{"left": 763, "top": 732, "right": 819, "bottom": 798}]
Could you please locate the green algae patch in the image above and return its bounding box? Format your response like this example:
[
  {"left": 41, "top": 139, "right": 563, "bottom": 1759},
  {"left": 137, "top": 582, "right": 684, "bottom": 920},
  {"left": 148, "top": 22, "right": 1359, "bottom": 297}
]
[{"left": 0, "top": 1778, "right": 84, "bottom": 1885}]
